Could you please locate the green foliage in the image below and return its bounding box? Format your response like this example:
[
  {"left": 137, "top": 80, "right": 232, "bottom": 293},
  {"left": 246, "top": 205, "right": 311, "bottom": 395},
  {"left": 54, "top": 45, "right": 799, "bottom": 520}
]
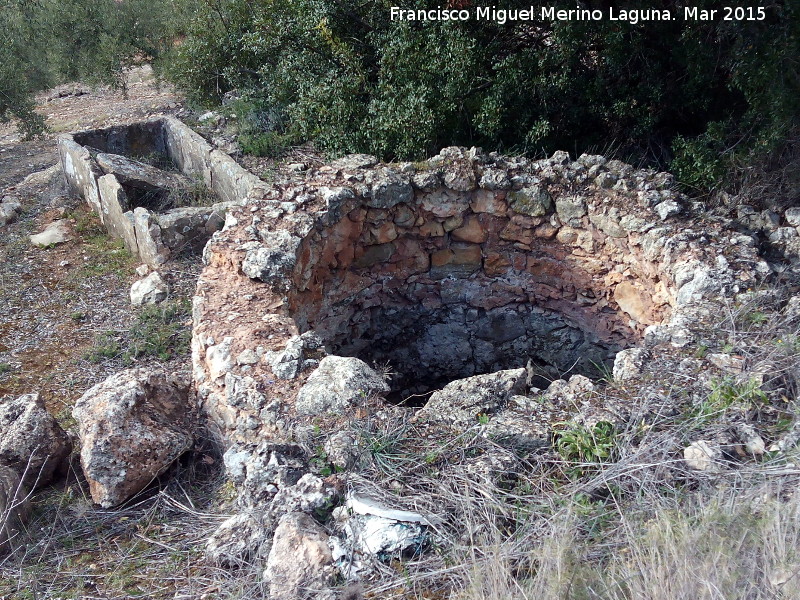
[
  {"left": 84, "top": 299, "right": 191, "bottom": 364},
  {"left": 169, "top": 0, "right": 798, "bottom": 192},
  {"left": 128, "top": 299, "right": 192, "bottom": 361},
  {"left": 554, "top": 421, "right": 617, "bottom": 466},
  {"left": 0, "top": 0, "right": 193, "bottom": 136},
  {"left": 692, "top": 377, "right": 770, "bottom": 423}
]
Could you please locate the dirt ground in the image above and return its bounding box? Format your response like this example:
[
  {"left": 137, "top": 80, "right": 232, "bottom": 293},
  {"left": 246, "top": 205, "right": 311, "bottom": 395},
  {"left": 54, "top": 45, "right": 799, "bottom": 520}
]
[{"left": 0, "top": 66, "right": 197, "bottom": 418}]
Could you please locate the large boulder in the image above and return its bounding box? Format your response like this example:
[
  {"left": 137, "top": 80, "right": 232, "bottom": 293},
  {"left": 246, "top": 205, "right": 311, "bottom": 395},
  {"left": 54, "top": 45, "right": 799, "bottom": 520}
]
[
  {"left": 295, "top": 356, "right": 389, "bottom": 415},
  {"left": 0, "top": 464, "right": 30, "bottom": 553},
  {"left": 0, "top": 393, "right": 71, "bottom": 489},
  {"left": 264, "top": 512, "right": 336, "bottom": 600},
  {"left": 72, "top": 369, "right": 195, "bottom": 508}
]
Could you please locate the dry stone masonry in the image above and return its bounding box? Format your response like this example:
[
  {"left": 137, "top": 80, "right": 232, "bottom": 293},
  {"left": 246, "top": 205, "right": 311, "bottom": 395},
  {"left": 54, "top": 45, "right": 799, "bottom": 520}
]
[
  {"left": 192, "top": 146, "right": 769, "bottom": 444},
  {"left": 57, "top": 117, "right": 270, "bottom": 266}
]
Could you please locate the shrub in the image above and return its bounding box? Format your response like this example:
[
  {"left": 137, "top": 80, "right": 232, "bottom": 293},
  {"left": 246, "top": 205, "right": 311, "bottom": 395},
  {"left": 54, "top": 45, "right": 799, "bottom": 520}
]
[{"left": 168, "top": 0, "right": 798, "bottom": 192}]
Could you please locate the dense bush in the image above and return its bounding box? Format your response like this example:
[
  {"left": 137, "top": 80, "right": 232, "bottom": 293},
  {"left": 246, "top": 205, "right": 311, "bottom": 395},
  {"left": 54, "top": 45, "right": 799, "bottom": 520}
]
[{"left": 170, "top": 0, "right": 798, "bottom": 191}]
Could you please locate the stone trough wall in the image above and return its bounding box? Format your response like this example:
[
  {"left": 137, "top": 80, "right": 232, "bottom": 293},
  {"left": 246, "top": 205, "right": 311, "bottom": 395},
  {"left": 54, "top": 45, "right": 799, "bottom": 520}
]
[
  {"left": 193, "top": 147, "right": 768, "bottom": 443},
  {"left": 57, "top": 117, "right": 269, "bottom": 266}
]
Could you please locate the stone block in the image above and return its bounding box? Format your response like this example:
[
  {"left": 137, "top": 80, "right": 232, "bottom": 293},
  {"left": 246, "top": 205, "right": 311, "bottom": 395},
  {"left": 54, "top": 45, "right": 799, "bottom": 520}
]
[{"left": 97, "top": 174, "right": 138, "bottom": 253}]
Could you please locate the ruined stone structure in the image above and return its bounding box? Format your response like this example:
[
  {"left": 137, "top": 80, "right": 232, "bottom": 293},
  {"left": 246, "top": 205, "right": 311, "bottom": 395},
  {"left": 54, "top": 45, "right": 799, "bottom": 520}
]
[
  {"left": 57, "top": 117, "right": 268, "bottom": 265},
  {"left": 192, "top": 147, "right": 768, "bottom": 443}
]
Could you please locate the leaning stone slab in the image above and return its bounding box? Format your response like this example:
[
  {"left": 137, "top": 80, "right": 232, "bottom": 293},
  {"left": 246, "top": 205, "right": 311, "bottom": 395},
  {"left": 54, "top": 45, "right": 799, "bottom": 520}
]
[
  {"left": 72, "top": 369, "right": 195, "bottom": 508},
  {"left": 97, "top": 174, "right": 138, "bottom": 252},
  {"left": 96, "top": 152, "right": 190, "bottom": 192},
  {"left": 0, "top": 393, "right": 71, "bottom": 489}
]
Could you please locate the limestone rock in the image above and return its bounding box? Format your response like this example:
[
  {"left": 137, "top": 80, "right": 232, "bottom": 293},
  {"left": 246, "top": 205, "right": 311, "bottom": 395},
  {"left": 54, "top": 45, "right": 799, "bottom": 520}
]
[
  {"left": 223, "top": 442, "right": 307, "bottom": 507},
  {"left": 734, "top": 423, "right": 766, "bottom": 456},
  {"left": 0, "top": 196, "right": 22, "bottom": 226},
  {"left": 130, "top": 271, "right": 168, "bottom": 305},
  {"left": 543, "top": 374, "right": 596, "bottom": 405},
  {"left": 206, "top": 337, "right": 234, "bottom": 381},
  {"left": 683, "top": 440, "right": 723, "bottom": 473},
  {"left": 785, "top": 207, "right": 800, "bottom": 227},
  {"left": 96, "top": 152, "right": 190, "bottom": 192},
  {"left": 415, "top": 368, "right": 527, "bottom": 430},
  {"left": 613, "top": 348, "right": 648, "bottom": 381},
  {"left": 72, "top": 369, "right": 195, "bottom": 508},
  {"left": 0, "top": 464, "right": 30, "bottom": 553},
  {"left": 206, "top": 511, "right": 270, "bottom": 567},
  {"left": 655, "top": 200, "right": 682, "bottom": 220},
  {"left": 508, "top": 185, "right": 552, "bottom": 217},
  {"left": 295, "top": 356, "right": 389, "bottom": 415},
  {"left": 266, "top": 474, "right": 339, "bottom": 523},
  {"left": 555, "top": 196, "right": 587, "bottom": 223},
  {"left": 241, "top": 230, "right": 302, "bottom": 286},
  {"left": 368, "top": 169, "right": 413, "bottom": 209},
  {"left": 264, "top": 512, "right": 336, "bottom": 600},
  {"left": 0, "top": 393, "right": 71, "bottom": 489},
  {"left": 614, "top": 281, "right": 649, "bottom": 322},
  {"left": 330, "top": 154, "right": 378, "bottom": 170},
  {"left": 324, "top": 432, "right": 359, "bottom": 470},
  {"left": 263, "top": 331, "right": 325, "bottom": 380},
  {"left": 30, "top": 220, "right": 71, "bottom": 247}
]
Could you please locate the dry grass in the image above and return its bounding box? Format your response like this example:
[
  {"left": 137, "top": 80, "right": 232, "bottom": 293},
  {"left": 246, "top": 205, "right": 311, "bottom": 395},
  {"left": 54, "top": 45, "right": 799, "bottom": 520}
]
[{"left": 2, "top": 281, "right": 799, "bottom": 599}]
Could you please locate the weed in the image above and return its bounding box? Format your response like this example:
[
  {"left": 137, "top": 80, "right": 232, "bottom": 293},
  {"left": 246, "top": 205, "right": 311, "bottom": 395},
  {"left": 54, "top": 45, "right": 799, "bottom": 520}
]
[
  {"left": 554, "top": 421, "right": 617, "bottom": 465},
  {"left": 692, "top": 376, "right": 770, "bottom": 424},
  {"left": 239, "top": 131, "right": 290, "bottom": 158},
  {"left": 0, "top": 363, "right": 12, "bottom": 375},
  {"left": 83, "top": 331, "right": 122, "bottom": 363},
  {"left": 127, "top": 299, "right": 192, "bottom": 361},
  {"left": 82, "top": 300, "right": 191, "bottom": 365},
  {"left": 169, "top": 176, "right": 217, "bottom": 209}
]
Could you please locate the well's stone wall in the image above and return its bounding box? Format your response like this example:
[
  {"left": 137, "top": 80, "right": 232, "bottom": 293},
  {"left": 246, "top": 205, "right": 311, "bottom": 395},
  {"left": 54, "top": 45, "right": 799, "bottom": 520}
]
[{"left": 192, "top": 147, "right": 769, "bottom": 443}]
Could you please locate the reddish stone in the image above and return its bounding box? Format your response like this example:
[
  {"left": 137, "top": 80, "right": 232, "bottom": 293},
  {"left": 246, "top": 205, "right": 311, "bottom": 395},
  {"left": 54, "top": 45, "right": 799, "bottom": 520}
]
[
  {"left": 368, "top": 222, "right": 398, "bottom": 244},
  {"left": 500, "top": 221, "right": 533, "bottom": 245},
  {"left": 470, "top": 190, "right": 508, "bottom": 215},
  {"left": 419, "top": 221, "right": 445, "bottom": 237},
  {"left": 534, "top": 223, "right": 558, "bottom": 239},
  {"left": 452, "top": 215, "right": 488, "bottom": 243},
  {"left": 484, "top": 251, "right": 511, "bottom": 276}
]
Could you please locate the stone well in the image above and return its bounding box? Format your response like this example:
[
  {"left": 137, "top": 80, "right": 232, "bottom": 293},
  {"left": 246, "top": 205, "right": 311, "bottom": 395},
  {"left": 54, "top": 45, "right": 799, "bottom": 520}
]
[{"left": 193, "top": 147, "right": 767, "bottom": 443}]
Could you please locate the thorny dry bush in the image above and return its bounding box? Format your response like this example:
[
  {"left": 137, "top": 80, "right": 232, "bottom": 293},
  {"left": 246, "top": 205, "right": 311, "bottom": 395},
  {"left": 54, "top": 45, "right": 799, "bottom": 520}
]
[{"left": 1, "top": 282, "right": 799, "bottom": 600}]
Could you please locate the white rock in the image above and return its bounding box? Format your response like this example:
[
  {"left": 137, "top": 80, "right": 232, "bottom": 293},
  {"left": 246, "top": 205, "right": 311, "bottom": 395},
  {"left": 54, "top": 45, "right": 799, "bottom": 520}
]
[
  {"left": 236, "top": 349, "right": 260, "bottom": 366},
  {"left": 206, "top": 512, "right": 269, "bottom": 567},
  {"left": 264, "top": 512, "right": 335, "bottom": 599},
  {"left": 130, "top": 271, "right": 168, "bottom": 305},
  {"left": 206, "top": 337, "right": 234, "bottom": 381},
  {"left": 785, "top": 207, "right": 800, "bottom": 227},
  {"left": 613, "top": 348, "right": 647, "bottom": 381},
  {"left": 295, "top": 356, "right": 389, "bottom": 415},
  {"left": 684, "top": 440, "right": 723, "bottom": 472},
  {"left": 30, "top": 220, "right": 71, "bottom": 246},
  {"left": 135, "top": 264, "right": 150, "bottom": 277}
]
